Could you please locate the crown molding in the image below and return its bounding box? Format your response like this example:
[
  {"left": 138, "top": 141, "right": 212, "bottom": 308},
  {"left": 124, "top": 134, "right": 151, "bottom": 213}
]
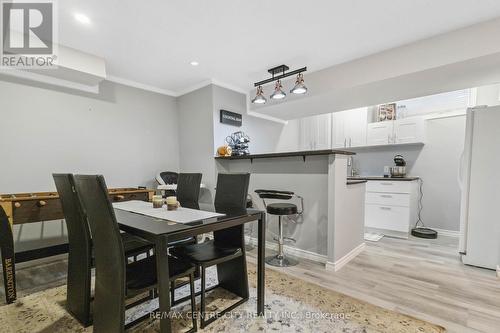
[
  {"left": 174, "top": 79, "right": 214, "bottom": 96},
  {"left": 105, "top": 75, "right": 287, "bottom": 124},
  {"left": 106, "top": 75, "right": 177, "bottom": 96}
]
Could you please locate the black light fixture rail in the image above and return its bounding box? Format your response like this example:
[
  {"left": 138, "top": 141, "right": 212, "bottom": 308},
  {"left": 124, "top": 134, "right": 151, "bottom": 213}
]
[{"left": 254, "top": 65, "right": 307, "bottom": 87}]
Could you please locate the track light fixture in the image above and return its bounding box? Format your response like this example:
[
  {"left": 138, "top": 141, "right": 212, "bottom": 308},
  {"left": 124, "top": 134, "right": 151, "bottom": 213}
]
[
  {"left": 270, "top": 80, "right": 286, "bottom": 100},
  {"left": 251, "top": 65, "right": 307, "bottom": 104},
  {"left": 251, "top": 86, "right": 267, "bottom": 104},
  {"left": 290, "top": 73, "right": 307, "bottom": 94}
]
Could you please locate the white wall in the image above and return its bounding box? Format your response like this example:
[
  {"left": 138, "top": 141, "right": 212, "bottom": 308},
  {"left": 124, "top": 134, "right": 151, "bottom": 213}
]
[{"left": 0, "top": 76, "right": 179, "bottom": 251}]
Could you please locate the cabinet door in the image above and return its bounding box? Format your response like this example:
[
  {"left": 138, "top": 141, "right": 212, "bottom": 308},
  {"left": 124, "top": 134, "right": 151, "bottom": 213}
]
[
  {"left": 314, "top": 113, "right": 332, "bottom": 150},
  {"left": 331, "top": 112, "right": 346, "bottom": 148},
  {"left": 367, "top": 122, "right": 393, "bottom": 146},
  {"left": 299, "top": 116, "right": 314, "bottom": 150},
  {"left": 393, "top": 117, "right": 425, "bottom": 144},
  {"left": 345, "top": 107, "right": 368, "bottom": 147},
  {"left": 365, "top": 204, "right": 410, "bottom": 232}
]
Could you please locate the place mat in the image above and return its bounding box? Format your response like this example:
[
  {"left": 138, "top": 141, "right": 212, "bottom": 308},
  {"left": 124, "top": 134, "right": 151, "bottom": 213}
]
[{"left": 113, "top": 200, "right": 224, "bottom": 223}]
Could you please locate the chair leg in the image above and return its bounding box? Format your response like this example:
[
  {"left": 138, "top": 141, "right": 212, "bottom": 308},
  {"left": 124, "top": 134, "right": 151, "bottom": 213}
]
[
  {"left": 200, "top": 266, "right": 206, "bottom": 329},
  {"left": 189, "top": 272, "right": 198, "bottom": 332},
  {"left": 170, "top": 280, "right": 175, "bottom": 305}
]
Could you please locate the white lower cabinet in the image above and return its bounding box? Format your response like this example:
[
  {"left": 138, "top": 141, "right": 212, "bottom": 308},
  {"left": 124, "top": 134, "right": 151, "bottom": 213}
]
[
  {"left": 364, "top": 180, "right": 419, "bottom": 237},
  {"left": 365, "top": 205, "right": 410, "bottom": 233}
]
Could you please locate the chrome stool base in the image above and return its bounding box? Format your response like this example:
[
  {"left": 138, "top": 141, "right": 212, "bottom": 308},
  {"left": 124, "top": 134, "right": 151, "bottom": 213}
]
[{"left": 265, "top": 254, "right": 298, "bottom": 267}]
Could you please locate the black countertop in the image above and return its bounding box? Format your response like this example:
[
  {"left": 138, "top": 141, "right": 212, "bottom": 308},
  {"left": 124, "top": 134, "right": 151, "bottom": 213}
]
[
  {"left": 346, "top": 180, "right": 368, "bottom": 185},
  {"left": 347, "top": 176, "right": 420, "bottom": 182},
  {"left": 215, "top": 149, "right": 355, "bottom": 162}
]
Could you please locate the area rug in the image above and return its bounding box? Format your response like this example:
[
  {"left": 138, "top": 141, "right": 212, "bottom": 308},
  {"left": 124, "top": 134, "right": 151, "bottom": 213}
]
[{"left": 0, "top": 262, "right": 445, "bottom": 333}]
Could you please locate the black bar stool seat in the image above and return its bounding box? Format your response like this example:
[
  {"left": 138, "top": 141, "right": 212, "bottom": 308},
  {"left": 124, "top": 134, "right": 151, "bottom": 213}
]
[
  {"left": 255, "top": 189, "right": 304, "bottom": 268},
  {"left": 266, "top": 203, "right": 297, "bottom": 216}
]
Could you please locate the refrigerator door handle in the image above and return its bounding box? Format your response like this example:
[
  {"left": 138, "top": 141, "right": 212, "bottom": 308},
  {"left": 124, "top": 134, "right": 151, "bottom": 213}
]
[{"left": 458, "top": 150, "right": 465, "bottom": 190}]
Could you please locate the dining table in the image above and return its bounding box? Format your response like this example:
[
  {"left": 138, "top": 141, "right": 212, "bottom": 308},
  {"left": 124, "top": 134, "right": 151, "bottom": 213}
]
[{"left": 113, "top": 204, "right": 266, "bottom": 333}]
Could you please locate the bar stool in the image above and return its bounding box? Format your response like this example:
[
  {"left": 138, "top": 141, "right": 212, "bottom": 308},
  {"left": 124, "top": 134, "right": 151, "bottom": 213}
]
[{"left": 255, "top": 189, "right": 304, "bottom": 267}]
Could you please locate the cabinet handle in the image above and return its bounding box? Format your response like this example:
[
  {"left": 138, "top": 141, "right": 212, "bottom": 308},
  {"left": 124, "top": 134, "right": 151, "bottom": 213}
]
[
  {"left": 344, "top": 138, "right": 346, "bottom": 148},
  {"left": 349, "top": 137, "right": 352, "bottom": 147},
  {"left": 387, "top": 134, "right": 390, "bottom": 143},
  {"left": 380, "top": 207, "right": 392, "bottom": 210},
  {"left": 380, "top": 194, "right": 393, "bottom": 198}
]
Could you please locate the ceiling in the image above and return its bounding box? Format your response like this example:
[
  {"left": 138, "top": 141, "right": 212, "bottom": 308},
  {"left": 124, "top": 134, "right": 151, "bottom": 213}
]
[{"left": 58, "top": 0, "right": 500, "bottom": 95}]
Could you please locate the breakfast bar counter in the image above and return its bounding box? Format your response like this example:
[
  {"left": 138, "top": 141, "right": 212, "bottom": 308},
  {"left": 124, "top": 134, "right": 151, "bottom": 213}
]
[{"left": 216, "top": 149, "right": 366, "bottom": 271}]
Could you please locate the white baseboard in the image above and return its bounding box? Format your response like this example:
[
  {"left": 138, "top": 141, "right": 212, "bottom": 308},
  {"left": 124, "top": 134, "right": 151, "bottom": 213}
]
[
  {"left": 245, "top": 236, "right": 327, "bottom": 264},
  {"left": 325, "top": 242, "right": 365, "bottom": 272},
  {"left": 428, "top": 228, "right": 461, "bottom": 238}
]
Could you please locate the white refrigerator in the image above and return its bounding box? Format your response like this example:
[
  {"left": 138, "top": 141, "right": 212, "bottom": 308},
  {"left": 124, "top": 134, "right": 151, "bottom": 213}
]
[{"left": 459, "top": 105, "right": 500, "bottom": 270}]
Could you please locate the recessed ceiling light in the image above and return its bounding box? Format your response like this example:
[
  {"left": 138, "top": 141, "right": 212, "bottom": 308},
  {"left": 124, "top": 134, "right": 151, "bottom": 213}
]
[
  {"left": 190, "top": 61, "right": 199, "bottom": 66},
  {"left": 74, "top": 13, "right": 91, "bottom": 25}
]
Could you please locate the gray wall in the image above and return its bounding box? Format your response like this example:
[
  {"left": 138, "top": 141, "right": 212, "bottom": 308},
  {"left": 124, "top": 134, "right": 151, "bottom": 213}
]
[
  {"left": 217, "top": 156, "right": 330, "bottom": 256},
  {"left": 212, "top": 85, "right": 292, "bottom": 154},
  {"left": 177, "top": 85, "right": 216, "bottom": 209},
  {"left": 0, "top": 76, "right": 179, "bottom": 251},
  {"left": 352, "top": 115, "right": 466, "bottom": 231}
]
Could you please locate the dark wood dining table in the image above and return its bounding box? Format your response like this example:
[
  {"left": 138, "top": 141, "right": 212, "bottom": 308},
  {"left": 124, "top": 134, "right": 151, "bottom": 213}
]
[{"left": 113, "top": 207, "right": 266, "bottom": 333}]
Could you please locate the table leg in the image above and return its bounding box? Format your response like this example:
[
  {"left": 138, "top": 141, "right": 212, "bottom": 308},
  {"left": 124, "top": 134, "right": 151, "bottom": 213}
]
[
  {"left": 155, "top": 237, "right": 172, "bottom": 333},
  {"left": 257, "top": 213, "right": 266, "bottom": 315},
  {"left": 0, "top": 209, "right": 16, "bottom": 304}
]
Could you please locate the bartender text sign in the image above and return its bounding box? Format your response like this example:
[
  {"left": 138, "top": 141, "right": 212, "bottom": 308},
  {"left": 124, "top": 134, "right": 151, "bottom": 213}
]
[{"left": 220, "top": 110, "right": 242, "bottom": 127}]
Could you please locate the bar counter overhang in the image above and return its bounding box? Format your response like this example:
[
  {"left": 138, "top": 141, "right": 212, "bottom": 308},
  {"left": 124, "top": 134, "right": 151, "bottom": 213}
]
[{"left": 215, "top": 149, "right": 366, "bottom": 271}]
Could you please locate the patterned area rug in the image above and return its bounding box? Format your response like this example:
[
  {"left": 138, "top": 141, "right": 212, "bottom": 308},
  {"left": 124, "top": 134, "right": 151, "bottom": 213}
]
[{"left": 0, "top": 262, "right": 444, "bottom": 332}]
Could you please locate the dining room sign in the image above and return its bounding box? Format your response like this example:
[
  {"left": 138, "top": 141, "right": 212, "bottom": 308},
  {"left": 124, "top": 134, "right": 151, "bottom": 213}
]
[{"left": 220, "top": 110, "right": 242, "bottom": 127}]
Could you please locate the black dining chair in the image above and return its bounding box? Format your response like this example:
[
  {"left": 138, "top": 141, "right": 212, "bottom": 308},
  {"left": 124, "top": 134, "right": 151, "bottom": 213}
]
[
  {"left": 73, "top": 174, "right": 198, "bottom": 333},
  {"left": 53, "top": 173, "right": 154, "bottom": 327},
  {"left": 171, "top": 173, "right": 250, "bottom": 329},
  {"left": 156, "top": 171, "right": 178, "bottom": 197},
  {"left": 176, "top": 173, "right": 202, "bottom": 209}
]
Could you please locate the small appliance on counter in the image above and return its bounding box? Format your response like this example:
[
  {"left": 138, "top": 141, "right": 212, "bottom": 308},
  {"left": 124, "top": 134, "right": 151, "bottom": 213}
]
[
  {"left": 225, "top": 131, "right": 250, "bottom": 156},
  {"left": 390, "top": 154, "right": 407, "bottom": 178}
]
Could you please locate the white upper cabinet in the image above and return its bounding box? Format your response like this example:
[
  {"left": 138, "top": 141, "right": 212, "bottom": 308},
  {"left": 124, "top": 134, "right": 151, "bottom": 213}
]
[
  {"left": 367, "top": 121, "right": 394, "bottom": 146},
  {"left": 299, "top": 113, "right": 332, "bottom": 150},
  {"left": 315, "top": 113, "right": 332, "bottom": 149},
  {"left": 332, "top": 107, "right": 368, "bottom": 148},
  {"left": 393, "top": 117, "right": 425, "bottom": 144},
  {"left": 346, "top": 108, "right": 368, "bottom": 147},
  {"left": 331, "top": 112, "right": 346, "bottom": 148},
  {"left": 367, "top": 117, "right": 425, "bottom": 146}
]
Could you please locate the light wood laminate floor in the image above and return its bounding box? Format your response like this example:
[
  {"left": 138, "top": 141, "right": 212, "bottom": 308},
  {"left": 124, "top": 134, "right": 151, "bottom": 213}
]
[{"left": 247, "top": 235, "right": 500, "bottom": 333}]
